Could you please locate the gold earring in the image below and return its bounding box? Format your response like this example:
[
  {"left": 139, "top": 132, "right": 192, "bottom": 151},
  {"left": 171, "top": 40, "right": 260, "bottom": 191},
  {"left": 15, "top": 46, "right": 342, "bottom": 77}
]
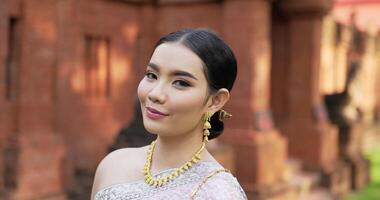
[
  {"left": 203, "top": 112, "right": 212, "bottom": 142},
  {"left": 218, "top": 109, "right": 232, "bottom": 121}
]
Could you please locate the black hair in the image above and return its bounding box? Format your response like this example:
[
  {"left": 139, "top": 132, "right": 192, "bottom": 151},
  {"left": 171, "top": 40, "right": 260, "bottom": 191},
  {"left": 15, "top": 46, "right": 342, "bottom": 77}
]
[{"left": 154, "top": 28, "right": 237, "bottom": 140}]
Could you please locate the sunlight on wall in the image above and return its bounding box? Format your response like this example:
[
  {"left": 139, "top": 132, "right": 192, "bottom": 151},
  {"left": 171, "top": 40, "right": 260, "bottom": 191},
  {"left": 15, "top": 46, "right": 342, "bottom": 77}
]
[
  {"left": 251, "top": 45, "right": 271, "bottom": 110},
  {"left": 111, "top": 53, "right": 132, "bottom": 84},
  {"left": 122, "top": 24, "right": 138, "bottom": 44},
  {"left": 71, "top": 66, "right": 85, "bottom": 93},
  {"left": 320, "top": 16, "right": 348, "bottom": 95}
]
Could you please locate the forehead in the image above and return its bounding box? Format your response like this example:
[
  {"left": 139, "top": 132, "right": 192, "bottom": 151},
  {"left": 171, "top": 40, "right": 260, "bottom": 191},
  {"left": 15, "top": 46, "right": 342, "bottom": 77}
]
[{"left": 149, "top": 43, "right": 205, "bottom": 76}]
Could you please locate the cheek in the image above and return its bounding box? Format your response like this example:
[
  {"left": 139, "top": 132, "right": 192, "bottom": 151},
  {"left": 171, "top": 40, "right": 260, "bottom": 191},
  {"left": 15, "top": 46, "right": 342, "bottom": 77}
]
[
  {"left": 137, "top": 79, "right": 148, "bottom": 104},
  {"left": 170, "top": 89, "right": 206, "bottom": 116},
  {"left": 168, "top": 90, "right": 206, "bottom": 132}
]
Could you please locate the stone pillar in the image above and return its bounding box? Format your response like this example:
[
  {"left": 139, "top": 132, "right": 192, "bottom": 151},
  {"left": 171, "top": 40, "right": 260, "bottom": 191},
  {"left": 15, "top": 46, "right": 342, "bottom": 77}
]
[
  {"left": 321, "top": 22, "right": 370, "bottom": 191},
  {"left": 279, "top": 0, "right": 351, "bottom": 197},
  {"left": 376, "top": 35, "right": 380, "bottom": 121},
  {"left": 340, "top": 26, "right": 372, "bottom": 190},
  {"left": 0, "top": 1, "right": 6, "bottom": 100},
  {"left": 0, "top": 0, "right": 8, "bottom": 195},
  {"left": 0, "top": 0, "right": 21, "bottom": 198},
  {"left": 222, "top": 1, "right": 294, "bottom": 199},
  {"left": 9, "top": 0, "right": 67, "bottom": 199}
]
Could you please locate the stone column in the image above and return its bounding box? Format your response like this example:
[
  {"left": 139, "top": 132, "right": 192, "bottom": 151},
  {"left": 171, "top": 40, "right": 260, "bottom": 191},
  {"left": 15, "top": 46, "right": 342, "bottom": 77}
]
[
  {"left": 279, "top": 0, "right": 351, "bottom": 197},
  {"left": 0, "top": 1, "right": 6, "bottom": 100},
  {"left": 341, "top": 26, "right": 372, "bottom": 190},
  {"left": 222, "top": 1, "right": 294, "bottom": 199},
  {"left": 0, "top": 0, "right": 21, "bottom": 198},
  {"left": 376, "top": 35, "right": 380, "bottom": 121},
  {"left": 0, "top": 0, "right": 8, "bottom": 194},
  {"left": 10, "top": 0, "right": 67, "bottom": 199}
]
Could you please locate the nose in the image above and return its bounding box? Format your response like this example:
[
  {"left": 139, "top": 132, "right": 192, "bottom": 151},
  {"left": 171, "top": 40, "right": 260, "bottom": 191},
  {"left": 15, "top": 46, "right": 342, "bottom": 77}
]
[{"left": 147, "top": 82, "right": 166, "bottom": 104}]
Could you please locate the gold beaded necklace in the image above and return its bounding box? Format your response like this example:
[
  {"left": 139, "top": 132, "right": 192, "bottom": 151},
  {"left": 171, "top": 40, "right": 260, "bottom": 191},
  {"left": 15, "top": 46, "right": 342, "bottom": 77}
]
[{"left": 143, "top": 140, "right": 206, "bottom": 187}]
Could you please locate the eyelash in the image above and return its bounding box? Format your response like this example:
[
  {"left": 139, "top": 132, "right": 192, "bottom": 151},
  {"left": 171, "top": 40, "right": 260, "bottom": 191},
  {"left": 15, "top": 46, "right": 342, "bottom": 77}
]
[
  {"left": 173, "top": 80, "right": 191, "bottom": 87},
  {"left": 145, "top": 72, "right": 192, "bottom": 88},
  {"left": 145, "top": 72, "right": 157, "bottom": 80}
]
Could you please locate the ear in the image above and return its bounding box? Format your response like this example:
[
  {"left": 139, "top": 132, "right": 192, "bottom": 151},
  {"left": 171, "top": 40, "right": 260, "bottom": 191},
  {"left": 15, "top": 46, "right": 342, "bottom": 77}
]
[{"left": 207, "top": 88, "right": 230, "bottom": 115}]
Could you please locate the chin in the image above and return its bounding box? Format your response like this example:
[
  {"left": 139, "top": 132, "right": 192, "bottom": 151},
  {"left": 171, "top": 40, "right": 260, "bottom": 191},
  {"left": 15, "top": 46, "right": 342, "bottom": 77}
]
[{"left": 143, "top": 120, "right": 170, "bottom": 136}]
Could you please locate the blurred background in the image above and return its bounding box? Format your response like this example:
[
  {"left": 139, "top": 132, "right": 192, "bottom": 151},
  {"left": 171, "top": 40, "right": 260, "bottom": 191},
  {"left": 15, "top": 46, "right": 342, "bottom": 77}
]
[{"left": 0, "top": 0, "right": 380, "bottom": 199}]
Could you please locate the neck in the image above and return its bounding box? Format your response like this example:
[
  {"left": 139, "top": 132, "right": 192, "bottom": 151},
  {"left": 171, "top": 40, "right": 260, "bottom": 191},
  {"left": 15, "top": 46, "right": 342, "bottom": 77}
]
[{"left": 150, "top": 130, "right": 208, "bottom": 173}]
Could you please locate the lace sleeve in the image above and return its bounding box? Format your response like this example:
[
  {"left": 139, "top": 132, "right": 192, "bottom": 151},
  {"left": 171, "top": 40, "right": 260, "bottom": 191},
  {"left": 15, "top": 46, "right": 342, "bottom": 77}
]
[{"left": 192, "top": 171, "right": 248, "bottom": 200}]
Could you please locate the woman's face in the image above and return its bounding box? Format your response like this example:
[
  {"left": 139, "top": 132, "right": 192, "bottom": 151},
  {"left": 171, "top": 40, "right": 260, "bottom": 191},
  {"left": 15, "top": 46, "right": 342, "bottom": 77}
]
[{"left": 137, "top": 43, "right": 210, "bottom": 137}]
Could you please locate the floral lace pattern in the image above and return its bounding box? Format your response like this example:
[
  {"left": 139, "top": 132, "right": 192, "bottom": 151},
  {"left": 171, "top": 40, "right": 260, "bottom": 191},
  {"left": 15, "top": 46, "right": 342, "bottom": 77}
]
[{"left": 95, "top": 161, "right": 247, "bottom": 200}]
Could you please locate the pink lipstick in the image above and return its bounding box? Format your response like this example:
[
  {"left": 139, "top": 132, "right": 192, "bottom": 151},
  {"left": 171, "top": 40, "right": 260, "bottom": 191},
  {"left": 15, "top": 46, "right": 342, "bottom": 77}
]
[{"left": 146, "top": 107, "right": 168, "bottom": 120}]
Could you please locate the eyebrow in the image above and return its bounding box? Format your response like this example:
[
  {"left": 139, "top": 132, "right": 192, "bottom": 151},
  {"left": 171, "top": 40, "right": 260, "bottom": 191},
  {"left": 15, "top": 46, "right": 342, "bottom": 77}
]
[{"left": 147, "top": 62, "right": 198, "bottom": 80}]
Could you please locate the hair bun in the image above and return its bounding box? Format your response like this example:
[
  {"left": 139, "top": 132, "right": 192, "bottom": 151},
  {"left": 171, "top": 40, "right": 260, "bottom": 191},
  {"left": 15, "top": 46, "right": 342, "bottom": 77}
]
[{"left": 208, "top": 110, "right": 224, "bottom": 140}]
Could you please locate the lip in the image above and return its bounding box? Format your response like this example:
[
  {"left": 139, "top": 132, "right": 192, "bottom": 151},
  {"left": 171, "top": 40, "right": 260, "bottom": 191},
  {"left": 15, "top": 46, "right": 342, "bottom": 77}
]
[{"left": 145, "top": 106, "right": 169, "bottom": 120}]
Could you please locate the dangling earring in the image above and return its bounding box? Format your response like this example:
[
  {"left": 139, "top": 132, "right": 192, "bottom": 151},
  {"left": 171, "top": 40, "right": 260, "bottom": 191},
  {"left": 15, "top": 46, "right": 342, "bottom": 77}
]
[{"left": 203, "top": 112, "right": 212, "bottom": 143}]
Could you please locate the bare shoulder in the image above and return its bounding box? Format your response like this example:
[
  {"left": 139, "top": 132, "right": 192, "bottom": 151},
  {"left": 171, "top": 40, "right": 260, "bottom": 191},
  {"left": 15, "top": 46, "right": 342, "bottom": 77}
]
[
  {"left": 99, "top": 146, "right": 148, "bottom": 170},
  {"left": 91, "top": 146, "right": 149, "bottom": 199}
]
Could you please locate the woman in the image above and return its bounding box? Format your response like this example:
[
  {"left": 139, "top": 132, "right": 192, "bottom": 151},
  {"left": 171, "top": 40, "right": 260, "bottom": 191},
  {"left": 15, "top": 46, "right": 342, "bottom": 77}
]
[{"left": 91, "top": 28, "right": 247, "bottom": 200}]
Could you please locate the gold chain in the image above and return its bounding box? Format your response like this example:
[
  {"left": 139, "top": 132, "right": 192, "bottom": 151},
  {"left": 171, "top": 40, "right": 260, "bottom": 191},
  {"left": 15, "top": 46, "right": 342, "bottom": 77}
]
[
  {"left": 190, "top": 168, "right": 231, "bottom": 199},
  {"left": 143, "top": 140, "right": 206, "bottom": 187}
]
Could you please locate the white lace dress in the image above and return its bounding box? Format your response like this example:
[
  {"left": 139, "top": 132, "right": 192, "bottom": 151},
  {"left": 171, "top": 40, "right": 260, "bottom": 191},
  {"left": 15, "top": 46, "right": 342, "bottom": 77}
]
[{"left": 95, "top": 161, "right": 247, "bottom": 200}]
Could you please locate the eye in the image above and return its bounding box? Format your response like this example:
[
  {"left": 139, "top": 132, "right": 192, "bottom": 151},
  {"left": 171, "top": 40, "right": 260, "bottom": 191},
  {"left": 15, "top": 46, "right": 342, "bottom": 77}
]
[
  {"left": 145, "top": 72, "right": 157, "bottom": 80},
  {"left": 173, "top": 80, "right": 191, "bottom": 88}
]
